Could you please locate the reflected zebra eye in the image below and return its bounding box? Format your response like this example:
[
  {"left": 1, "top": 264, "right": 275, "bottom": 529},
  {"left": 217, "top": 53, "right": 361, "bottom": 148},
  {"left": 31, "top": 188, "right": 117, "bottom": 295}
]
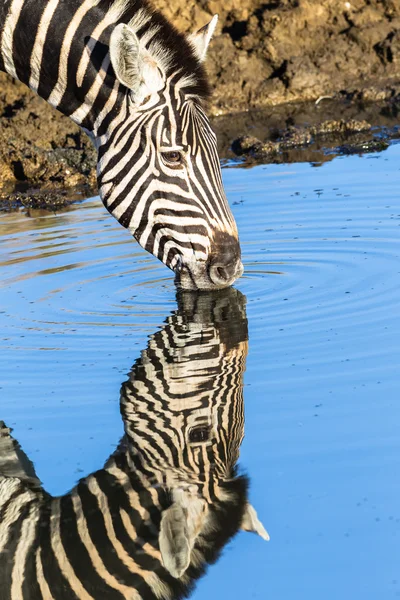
[
  {"left": 188, "top": 425, "right": 212, "bottom": 444},
  {"left": 161, "top": 151, "right": 183, "bottom": 167}
]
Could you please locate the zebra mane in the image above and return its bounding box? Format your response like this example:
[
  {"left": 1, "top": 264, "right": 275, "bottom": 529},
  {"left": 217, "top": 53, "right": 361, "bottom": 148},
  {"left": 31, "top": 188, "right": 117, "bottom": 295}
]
[{"left": 107, "top": 0, "right": 211, "bottom": 101}]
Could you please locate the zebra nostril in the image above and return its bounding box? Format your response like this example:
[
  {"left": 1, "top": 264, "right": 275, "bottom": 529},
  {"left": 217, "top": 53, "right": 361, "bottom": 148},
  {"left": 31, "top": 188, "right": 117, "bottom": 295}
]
[
  {"left": 209, "top": 258, "right": 243, "bottom": 286},
  {"left": 216, "top": 266, "right": 226, "bottom": 280},
  {"left": 207, "top": 230, "right": 244, "bottom": 288},
  {"left": 174, "top": 254, "right": 183, "bottom": 272}
]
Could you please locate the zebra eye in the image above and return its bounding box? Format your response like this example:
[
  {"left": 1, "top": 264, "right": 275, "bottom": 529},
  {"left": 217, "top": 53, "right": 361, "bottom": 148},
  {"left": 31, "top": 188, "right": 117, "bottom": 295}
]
[
  {"left": 188, "top": 425, "right": 212, "bottom": 444},
  {"left": 161, "top": 151, "right": 183, "bottom": 167}
]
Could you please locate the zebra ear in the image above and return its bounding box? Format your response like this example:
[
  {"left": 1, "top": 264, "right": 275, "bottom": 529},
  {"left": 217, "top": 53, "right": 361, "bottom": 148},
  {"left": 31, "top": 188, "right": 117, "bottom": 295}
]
[
  {"left": 109, "top": 24, "right": 164, "bottom": 100},
  {"left": 188, "top": 15, "right": 218, "bottom": 62},
  {"left": 241, "top": 504, "right": 270, "bottom": 540},
  {"left": 110, "top": 24, "right": 141, "bottom": 92},
  {"left": 159, "top": 493, "right": 206, "bottom": 578}
]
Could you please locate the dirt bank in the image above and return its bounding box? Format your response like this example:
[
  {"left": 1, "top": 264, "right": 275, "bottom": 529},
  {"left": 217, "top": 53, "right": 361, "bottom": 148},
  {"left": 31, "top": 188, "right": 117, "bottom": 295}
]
[
  {"left": 0, "top": 74, "right": 97, "bottom": 194},
  {"left": 161, "top": 0, "right": 400, "bottom": 113},
  {"left": 1, "top": 0, "right": 400, "bottom": 200}
]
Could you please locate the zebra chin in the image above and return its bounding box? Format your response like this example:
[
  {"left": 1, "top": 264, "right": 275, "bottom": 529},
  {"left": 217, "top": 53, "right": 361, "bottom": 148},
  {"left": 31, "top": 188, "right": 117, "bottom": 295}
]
[
  {"left": 172, "top": 249, "right": 244, "bottom": 290},
  {"left": 174, "top": 260, "right": 244, "bottom": 291},
  {"left": 168, "top": 232, "right": 243, "bottom": 290}
]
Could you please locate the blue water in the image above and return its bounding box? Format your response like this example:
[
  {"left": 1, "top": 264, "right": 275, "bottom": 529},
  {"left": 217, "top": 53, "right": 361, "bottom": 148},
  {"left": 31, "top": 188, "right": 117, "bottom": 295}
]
[{"left": 1, "top": 143, "right": 400, "bottom": 598}]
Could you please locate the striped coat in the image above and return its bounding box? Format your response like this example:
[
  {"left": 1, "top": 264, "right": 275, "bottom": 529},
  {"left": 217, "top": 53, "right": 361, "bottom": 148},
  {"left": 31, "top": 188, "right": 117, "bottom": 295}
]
[{"left": 0, "top": 289, "right": 267, "bottom": 599}]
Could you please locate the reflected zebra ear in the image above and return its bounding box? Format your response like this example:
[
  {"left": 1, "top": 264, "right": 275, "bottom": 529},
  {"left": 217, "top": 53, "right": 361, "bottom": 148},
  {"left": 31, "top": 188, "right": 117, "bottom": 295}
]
[
  {"left": 159, "top": 493, "right": 206, "bottom": 578},
  {"left": 109, "top": 23, "right": 164, "bottom": 100},
  {"left": 241, "top": 503, "right": 270, "bottom": 540},
  {"left": 159, "top": 503, "right": 191, "bottom": 578},
  {"left": 188, "top": 15, "right": 218, "bottom": 62}
]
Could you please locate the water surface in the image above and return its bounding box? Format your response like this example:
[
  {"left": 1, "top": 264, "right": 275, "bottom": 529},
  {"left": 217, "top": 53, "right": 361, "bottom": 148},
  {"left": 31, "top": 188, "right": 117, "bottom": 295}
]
[{"left": 1, "top": 143, "right": 400, "bottom": 599}]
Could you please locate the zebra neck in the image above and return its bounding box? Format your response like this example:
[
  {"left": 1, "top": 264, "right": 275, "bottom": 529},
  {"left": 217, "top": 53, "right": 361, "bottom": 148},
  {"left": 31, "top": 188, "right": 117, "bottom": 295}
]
[
  {"left": 104, "top": 446, "right": 166, "bottom": 502},
  {"left": 0, "top": 0, "right": 129, "bottom": 132},
  {"left": 105, "top": 445, "right": 211, "bottom": 512}
]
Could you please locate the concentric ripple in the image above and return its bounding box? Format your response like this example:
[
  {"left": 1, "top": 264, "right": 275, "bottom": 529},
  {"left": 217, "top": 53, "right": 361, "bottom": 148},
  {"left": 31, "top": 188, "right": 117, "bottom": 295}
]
[
  {"left": 0, "top": 200, "right": 177, "bottom": 335},
  {"left": 228, "top": 151, "right": 400, "bottom": 332}
]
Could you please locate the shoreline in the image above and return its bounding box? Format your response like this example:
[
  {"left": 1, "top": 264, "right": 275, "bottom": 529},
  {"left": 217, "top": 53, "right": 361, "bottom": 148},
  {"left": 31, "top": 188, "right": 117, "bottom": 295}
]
[{"left": 1, "top": 0, "right": 400, "bottom": 208}]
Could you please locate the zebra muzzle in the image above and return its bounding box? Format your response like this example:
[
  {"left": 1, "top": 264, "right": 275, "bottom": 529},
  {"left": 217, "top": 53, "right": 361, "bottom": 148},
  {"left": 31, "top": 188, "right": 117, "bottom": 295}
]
[
  {"left": 208, "top": 255, "right": 244, "bottom": 287},
  {"left": 174, "top": 230, "right": 243, "bottom": 290},
  {"left": 207, "top": 229, "right": 243, "bottom": 287},
  {"left": 175, "top": 260, "right": 243, "bottom": 290}
]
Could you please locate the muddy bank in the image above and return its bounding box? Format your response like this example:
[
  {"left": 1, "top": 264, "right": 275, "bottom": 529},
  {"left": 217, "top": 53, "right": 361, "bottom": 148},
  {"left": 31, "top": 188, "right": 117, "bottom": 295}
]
[
  {"left": 160, "top": 0, "right": 400, "bottom": 114},
  {"left": 217, "top": 96, "right": 400, "bottom": 164},
  {"left": 1, "top": 0, "right": 400, "bottom": 200},
  {"left": 0, "top": 74, "right": 97, "bottom": 195},
  {"left": 1, "top": 94, "right": 400, "bottom": 211},
  {"left": 231, "top": 120, "right": 392, "bottom": 166}
]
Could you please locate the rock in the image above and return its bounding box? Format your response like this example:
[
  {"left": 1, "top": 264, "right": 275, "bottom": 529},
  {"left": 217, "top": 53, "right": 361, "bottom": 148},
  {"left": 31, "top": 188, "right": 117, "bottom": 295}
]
[
  {"left": 231, "top": 118, "right": 376, "bottom": 162},
  {"left": 0, "top": 190, "right": 82, "bottom": 212},
  {"left": 336, "top": 139, "right": 389, "bottom": 154},
  {"left": 231, "top": 135, "right": 263, "bottom": 155},
  {"left": 309, "top": 119, "right": 371, "bottom": 135}
]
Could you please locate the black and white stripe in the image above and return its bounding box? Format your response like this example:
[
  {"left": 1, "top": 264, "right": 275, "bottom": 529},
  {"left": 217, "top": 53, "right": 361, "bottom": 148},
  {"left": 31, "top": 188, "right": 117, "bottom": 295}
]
[
  {"left": 0, "top": 289, "right": 267, "bottom": 599},
  {"left": 0, "top": 0, "right": 243, "bottom": 289}
]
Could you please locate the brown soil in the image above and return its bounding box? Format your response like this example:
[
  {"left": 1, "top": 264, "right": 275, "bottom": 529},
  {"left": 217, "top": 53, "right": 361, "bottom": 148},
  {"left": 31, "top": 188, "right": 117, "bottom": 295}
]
[
  {"left": 0, "top": 75, "right": 97, "bottom": 194},
  {"left": 161, "top": 0, "right": 400, "bottom": 114},
  {"left": 1, "top": 0, "right": 400, "bottom": 202}
]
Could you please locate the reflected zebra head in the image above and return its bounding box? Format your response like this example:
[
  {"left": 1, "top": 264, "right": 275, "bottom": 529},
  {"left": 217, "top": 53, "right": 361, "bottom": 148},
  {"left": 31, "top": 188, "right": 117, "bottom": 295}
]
[
  {"left": 121, "top": 288, "right": 268, "bottom": 578},
  {"left": 96, "top": 12, "right": 242, "bottom": 290}
]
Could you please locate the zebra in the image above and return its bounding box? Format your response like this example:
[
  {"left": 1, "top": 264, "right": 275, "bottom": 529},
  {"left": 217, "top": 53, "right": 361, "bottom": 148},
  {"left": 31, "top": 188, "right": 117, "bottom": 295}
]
[
  {"left": 0, "top": 0, "right": 243, "bottom": 290},
  {"left": 0, "top": 288, "right": 268, "bottom": 599}
]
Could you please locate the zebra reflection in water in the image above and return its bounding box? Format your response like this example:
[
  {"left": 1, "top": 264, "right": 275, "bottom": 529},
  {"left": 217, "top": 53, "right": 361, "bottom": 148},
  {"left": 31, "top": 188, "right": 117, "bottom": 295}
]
[{"left": 0, "top": 289, "right": 268, "bottom": 600}]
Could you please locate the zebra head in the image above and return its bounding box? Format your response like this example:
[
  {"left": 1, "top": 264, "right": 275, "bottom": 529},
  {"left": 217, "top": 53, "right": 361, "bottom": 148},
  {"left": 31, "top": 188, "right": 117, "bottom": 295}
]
[
  {"left": 121, "top": 288, "right": 268, "bottom": 578},
  {"left": 96, "top": 13, "right": 242, "bottom": 290}
]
